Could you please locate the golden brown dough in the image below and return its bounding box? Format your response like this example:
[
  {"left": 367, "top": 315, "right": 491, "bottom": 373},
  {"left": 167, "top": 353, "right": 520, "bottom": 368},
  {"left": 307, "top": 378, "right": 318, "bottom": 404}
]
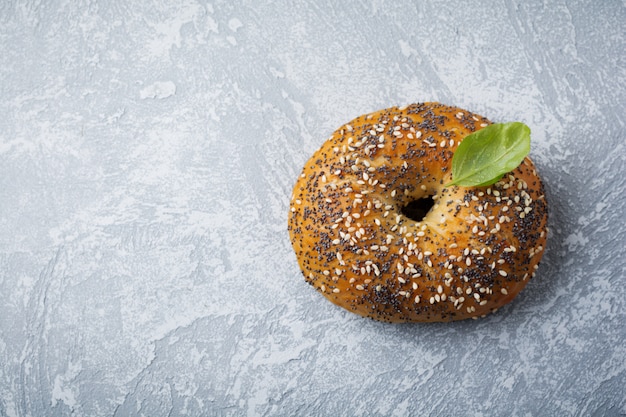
[{"left": 288, "top": 103, "right": 548, "bottom": 322}]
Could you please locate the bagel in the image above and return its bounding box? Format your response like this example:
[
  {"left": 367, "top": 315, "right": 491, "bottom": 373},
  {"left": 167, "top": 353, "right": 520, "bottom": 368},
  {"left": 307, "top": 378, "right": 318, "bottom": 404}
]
[{"left": 288, "top": 103, "right": 548, "bottom": 322}]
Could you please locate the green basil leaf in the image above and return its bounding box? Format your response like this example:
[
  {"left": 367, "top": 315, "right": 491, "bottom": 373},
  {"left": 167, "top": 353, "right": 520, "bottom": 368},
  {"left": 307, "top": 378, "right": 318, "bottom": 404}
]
[{"left": 446, "top": 122, "right": 531, "bottom": 187}]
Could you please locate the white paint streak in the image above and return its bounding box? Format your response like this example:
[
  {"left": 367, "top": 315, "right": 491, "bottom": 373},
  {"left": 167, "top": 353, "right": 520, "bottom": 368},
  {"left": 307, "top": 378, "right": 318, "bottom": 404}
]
[{"left": 139, "top": 81, "right": 177, "bottom": 99}]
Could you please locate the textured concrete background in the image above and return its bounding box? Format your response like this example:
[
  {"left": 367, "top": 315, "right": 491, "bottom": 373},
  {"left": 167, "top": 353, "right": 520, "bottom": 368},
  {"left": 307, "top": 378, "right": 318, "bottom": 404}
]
[{"left": 1, "top": 1, "right": 625, "bottom": 416}]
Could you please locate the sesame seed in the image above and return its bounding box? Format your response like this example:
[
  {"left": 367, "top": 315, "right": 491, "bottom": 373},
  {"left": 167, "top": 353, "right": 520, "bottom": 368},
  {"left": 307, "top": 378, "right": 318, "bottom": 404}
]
[{"left": 500, "top": 288, "right": 508, "bottom": 295}]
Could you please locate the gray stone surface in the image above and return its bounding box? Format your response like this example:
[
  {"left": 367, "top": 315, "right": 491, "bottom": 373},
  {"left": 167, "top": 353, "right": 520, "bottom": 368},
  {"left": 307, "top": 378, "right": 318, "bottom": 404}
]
[{"left": 1, "top": 1, "right": 624, "bottom": 416}]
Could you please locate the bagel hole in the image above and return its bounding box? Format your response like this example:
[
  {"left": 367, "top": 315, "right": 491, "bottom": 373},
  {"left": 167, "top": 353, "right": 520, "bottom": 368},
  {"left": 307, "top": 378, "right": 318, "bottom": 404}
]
[{"left": 401, "top": 197, "right": 435, "bottom": 222}]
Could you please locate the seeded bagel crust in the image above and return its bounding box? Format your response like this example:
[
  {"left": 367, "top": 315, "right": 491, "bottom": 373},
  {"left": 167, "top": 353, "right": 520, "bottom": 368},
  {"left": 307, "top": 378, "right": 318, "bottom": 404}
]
[{"left": 288, "top": 103, "right": 548, "bottom": 322}]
